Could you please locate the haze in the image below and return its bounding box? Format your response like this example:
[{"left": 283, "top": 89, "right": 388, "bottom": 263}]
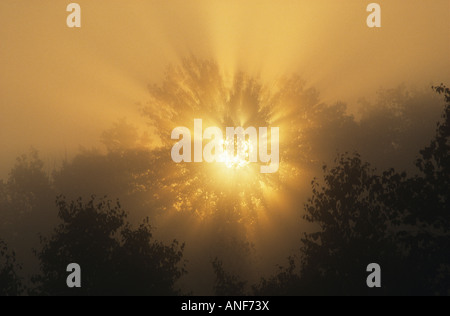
[
  {"left": 1, "top": 1, "right": 449, "bottom": 176},
  {"left": 1, "top": 1, "right": 450, "bottom": 295}
]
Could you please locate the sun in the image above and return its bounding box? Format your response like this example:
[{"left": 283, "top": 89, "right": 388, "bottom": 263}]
[
  {"left": 217, "top": 138, "right": 254, "bottom": 169},
  {"left": 142, "top": 58, "right": 313, "bottom": 222}
]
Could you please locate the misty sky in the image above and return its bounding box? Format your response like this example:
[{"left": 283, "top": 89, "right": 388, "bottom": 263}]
[{"left": 1, "top": 0, "right": 449, "bottom": 176}]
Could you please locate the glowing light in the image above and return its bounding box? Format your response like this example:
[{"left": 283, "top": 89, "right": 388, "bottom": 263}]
[{"left": 217, "top": 138, "right": 255, "bottom": 169}]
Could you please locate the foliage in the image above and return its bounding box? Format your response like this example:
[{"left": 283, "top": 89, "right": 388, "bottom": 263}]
[
  {"left": 0, "top": 239, "right": 23, "bottom": 296},
  {"left": 33, "top": 196, "right": 185, "bottom": 295},
  {"left": 212, "top": 258, "right": 246, "bottom": 296},
  {"left": 256, "top": 85, "right": 450, "bottom": 295}
]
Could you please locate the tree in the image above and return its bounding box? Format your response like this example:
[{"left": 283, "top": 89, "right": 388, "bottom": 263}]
[
  {"left": 255, "top": 85, "right": 450, "bottom": 295},
  {"left": 413, "top": 84, "right": 450, "bottom": 228},
  {"left": 0, "top": 239, "right": 23, "bottom": 296},
  {"left": 382, "top": 85, "right": 450, "bottom": 295},
  {"left": 300, "top": 154, "right": 412, "bottom": 295},
  {"left": 0, "top": 149, "right": 56, "bottom": 238},
  {"left": 0, "top": 149, "right": 56, "bottom": 286},
  {"left": 100, "top": 118, "right": 151, "bottom": 154},
  {"left": 33, "top": 196, "right": 185, "bottom": 295},
  {"left": 212, "top": 258, "right": 246, "bottom": 296},
  {"left": 253, "top": 256, "right": 301, "bottom": 296},
  {"left": 399, "top": 84, "right": 450, "bottom": 295},
  {"left": 357, "top": 85, "right": 444, "bottom": 172},
  {"left": 254, "top": 154, "right": 419, "bottom": 295}
]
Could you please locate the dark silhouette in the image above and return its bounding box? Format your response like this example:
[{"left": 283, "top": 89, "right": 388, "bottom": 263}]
[
  {"left": 401, "top": 84, "right": 450, "bottom": 295},
  {"left": 0, "top": 60, "right": 447, "bottom": 296},
  {"left": 212, "top": 258, "right": 246, "bottom": 296},
  {"left": 255, "top": 154, "right": 407, "bottom": 295},
  {"left": 0, "top": 149, "right": 57, "bottom": 287},
  {"left": 0, "top": 239, "right": 23, "bottom": 296},
  {"left": 254, "top": 85, "right": 450, "bottom": 295},
  {"left": 45, "top": 60, "right": 444, "bottom": 294},
  {"left": 32, "top": 196, "right": 185, "bottom": 295}
]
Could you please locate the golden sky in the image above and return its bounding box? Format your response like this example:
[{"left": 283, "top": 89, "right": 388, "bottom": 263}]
[{"left": 1, "top": 0, "right": 449, "bottom": 175}]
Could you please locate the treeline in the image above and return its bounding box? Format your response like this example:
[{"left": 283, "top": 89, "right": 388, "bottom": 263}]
[
  {"left": 0, "top": 85, "right": 449, "bottom": 295},
  {"left": 252, "top": 85, "right": 450, "bottom": 295},
  {"left": 1, "top": 196, "right": 185, "bottom": 296}
]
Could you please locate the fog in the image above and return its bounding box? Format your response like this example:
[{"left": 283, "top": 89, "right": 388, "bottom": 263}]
[
  {"left": 1, "top": 1, "right": 449, "bottom": 176},
  {"left": 0, "top": 1, "right": 449, "bottom": 295}
]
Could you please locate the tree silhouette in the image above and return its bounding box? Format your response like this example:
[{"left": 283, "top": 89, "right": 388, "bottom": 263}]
[
  {"left": 0, "top": 239, "right": 23, "bottom": 296},
  {"left": 212, "top": 258, "right": 246, "bottom": 296},
  {"left": 414, "top": 84, "right": 450, "bottom": 227},
  {"left": 398, "top": 84, "right": 450, "bottom": 295},
  {"left": 33, "top": 196, "right": 185, "bottom": 296},
  {"left": 256, "top": 154, "right": 407, "bottom": 295},
  {"left": 0, "top": 149, "right": 57, "bottom": 287},
  {"left": 141, "top": 57, "right": 363, "bottom": 219},
  {"left": 253, "top": 256, "right": 301, "bottom": 296},
  {"left": 101, "top": 118, "right": 151, "bottom": 154},
  {"left": 44, "top": 59, "right": 444, "bottom": 295},
  {"left": 381, "top": 84, "right": 450, "bottom": 295},
  {"left": 300, "top": 154, "right": 413, "bottom": 295},
  {"left": 0, "top": 150, "right": 56, "bottom": 238},
  {"left": 254, "top": 85, "right": 450, "bottom": 295},
  {"left": 1, "top": 55, "right": 447, "bottom": 295},
  {"left": 357, "top": 85, "right": 444, "bottom": 172}
]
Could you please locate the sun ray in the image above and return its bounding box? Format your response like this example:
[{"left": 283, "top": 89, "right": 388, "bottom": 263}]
[{"left": 138, "top": 57, "right": 328, "bottom": 228}]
